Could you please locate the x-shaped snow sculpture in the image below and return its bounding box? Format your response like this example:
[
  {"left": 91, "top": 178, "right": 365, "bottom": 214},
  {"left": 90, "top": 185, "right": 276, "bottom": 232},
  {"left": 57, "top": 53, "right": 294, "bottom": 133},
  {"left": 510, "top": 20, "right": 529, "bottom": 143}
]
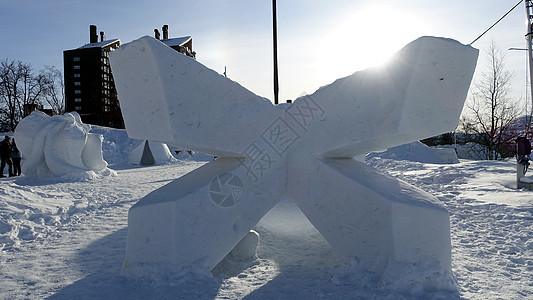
[{"left": 110, "top": 36, "right": 477, "bottom": 275}]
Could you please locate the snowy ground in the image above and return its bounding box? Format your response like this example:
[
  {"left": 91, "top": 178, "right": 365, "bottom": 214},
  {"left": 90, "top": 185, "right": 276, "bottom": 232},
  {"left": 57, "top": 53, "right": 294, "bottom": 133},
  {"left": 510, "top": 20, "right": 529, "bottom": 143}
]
[
  {"left": 367, "top": 158, "right": 533, "bottom": 299},
  {"left": 0, "top": 129, "right": 531, "bottom": 299}
]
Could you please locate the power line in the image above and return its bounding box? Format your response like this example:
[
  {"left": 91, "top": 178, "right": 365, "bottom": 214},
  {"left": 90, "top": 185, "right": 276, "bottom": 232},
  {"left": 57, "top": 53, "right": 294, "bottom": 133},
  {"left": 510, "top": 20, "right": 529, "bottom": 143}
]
[{"left": 470, "top": 0, "right": 523, "bottom": 45}]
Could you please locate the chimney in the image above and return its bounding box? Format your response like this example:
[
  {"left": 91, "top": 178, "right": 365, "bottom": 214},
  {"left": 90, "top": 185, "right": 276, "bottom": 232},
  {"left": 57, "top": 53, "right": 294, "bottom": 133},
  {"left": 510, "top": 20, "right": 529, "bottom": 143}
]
[
  {"left": 100, "top": 31, "right": 104, "bottom": 42},
  {"left": 89, "top": 25, "right": 98, "bottom": 43},
  {"left": 162, "top": 25, "right": 169, "bottom": 40},
  {"left": 154, "top": 29, "right": 160, "bottom": 40}
]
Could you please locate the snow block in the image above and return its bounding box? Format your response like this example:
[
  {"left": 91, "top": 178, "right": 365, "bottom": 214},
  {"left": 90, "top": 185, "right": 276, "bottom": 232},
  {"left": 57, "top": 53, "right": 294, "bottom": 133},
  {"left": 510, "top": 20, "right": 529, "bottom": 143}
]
[
  {"left": 109, "top": 36, "right": 278, "bottom": 157},
  {"left": 110, "top": 36, "right": 477, "bottom": 277},
  {"left": 14, "top": 111, "right": 111, "bottom": 178},
  {"left": 123, "top": 158, "right": 282, "bottom": 271},
  {"left": 290, "top": 158, "right": 451, "bottom": 274}
]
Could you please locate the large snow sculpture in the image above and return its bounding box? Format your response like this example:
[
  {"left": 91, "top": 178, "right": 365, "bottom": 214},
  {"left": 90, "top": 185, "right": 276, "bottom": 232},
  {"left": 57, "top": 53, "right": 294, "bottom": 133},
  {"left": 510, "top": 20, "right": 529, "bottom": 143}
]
[
  {"left": 14, "top": 111, "right": 112, "bottom": 179},
  {"left": 110, "top": 36, "right": 478, "bottom": 275}
]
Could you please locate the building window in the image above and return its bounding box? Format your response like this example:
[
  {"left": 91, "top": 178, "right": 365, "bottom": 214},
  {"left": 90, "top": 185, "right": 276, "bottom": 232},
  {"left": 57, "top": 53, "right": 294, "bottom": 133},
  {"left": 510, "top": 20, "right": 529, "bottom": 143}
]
[
  {"left": 73, "top": 57, "right": 80, "bottom": 62},
  {"left": 74, "top": 82, "right": 81, "bottom": 86},
  {"left": 74, "top": 74, "right": 81, "bottom": 78},
  {"left": 74, "top": 65, "right": 80, "bottom": 70},
  {"left": 75, "top": 98, "right": 82, "bottom": 103},
  {"left": 75, "top": 106, "right": 82, "bottom": 111},
  {"left": 75, "top": 90, "right": 81, "bottom": 94}
]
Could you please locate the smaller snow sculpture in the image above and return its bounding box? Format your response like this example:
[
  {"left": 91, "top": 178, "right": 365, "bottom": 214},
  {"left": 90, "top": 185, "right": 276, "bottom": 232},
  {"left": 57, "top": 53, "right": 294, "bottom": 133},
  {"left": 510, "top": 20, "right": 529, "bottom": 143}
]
[
  {"left": 14, "top": 111, "right": 112, "bottom": 179},
  {"left": 129, "top": 140, "right": 176, "bottom": 165}
]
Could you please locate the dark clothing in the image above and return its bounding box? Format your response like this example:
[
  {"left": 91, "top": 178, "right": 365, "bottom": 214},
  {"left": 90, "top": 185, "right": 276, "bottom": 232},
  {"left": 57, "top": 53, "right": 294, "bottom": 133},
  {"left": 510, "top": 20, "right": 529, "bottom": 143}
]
[
  {"left": 11, "top": 143, "right": 21, "bottom": 176},
  {"left": 0, "top": 139, "right": 10, "bottom": 160},
  {"left": 0, "top": 139, "right": 12, "bottom": 177},
  {"left": 517, "top": 137, "right": 532, "bottom": 156},
  {"left": 0, "top": 159, "right": 13, "bottom": 177},
  {"left": 11, "top": 158, "right": 20, "bottom": 176}
]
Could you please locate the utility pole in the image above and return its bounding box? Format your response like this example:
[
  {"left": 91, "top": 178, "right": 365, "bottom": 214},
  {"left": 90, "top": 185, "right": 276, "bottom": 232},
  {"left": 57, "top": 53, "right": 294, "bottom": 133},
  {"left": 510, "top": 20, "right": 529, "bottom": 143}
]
[
  {"left": 272, "top": 0, "right": 279, "bottom": 104},
  {"left": 525, "top": 1, "right": 533, "bottom": 112},
  {"left": 516, "top": 0, "right": 533, "bottom": 190}
]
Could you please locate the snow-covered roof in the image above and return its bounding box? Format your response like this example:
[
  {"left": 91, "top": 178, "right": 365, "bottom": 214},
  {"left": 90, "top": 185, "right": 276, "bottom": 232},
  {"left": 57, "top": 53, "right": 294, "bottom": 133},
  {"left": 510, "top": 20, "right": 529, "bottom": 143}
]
[
  {"left": 161, "top": 36, "right": 191, "bottom": 47},
  {"left": 78, "top": 39, "right": 121, "bottom": 49}
]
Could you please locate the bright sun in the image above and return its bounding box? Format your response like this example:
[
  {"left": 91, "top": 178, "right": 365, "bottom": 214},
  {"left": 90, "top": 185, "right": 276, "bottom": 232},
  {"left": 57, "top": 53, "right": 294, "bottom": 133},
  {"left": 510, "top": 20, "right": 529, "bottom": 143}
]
[{"left": 321, "top": 5, "right": 427, "bottom": 78}]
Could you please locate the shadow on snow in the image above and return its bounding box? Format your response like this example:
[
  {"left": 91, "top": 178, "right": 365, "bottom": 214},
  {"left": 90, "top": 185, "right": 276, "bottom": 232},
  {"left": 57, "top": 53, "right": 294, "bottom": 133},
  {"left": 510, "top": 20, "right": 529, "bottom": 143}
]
[{"left": 47, "top": 228, "right": 220, "bottom": 300}]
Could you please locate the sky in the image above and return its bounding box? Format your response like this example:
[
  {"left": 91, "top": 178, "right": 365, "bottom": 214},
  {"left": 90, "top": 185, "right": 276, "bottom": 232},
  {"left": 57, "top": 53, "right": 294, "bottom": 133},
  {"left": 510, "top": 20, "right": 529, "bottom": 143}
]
[{"left": 0, "top": 0, "right": 529, "bottom": 106}]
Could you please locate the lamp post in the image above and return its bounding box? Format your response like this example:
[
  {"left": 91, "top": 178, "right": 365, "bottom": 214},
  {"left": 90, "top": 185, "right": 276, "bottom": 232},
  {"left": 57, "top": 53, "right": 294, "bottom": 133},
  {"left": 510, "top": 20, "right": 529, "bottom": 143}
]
[{"left": 508, "top": 46, "right": 532, "bottom": 187}]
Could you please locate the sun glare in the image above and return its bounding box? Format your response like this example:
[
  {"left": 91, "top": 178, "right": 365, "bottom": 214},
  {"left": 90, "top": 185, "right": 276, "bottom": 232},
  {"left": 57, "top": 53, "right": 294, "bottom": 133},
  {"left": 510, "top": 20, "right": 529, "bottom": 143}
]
[{"left": 321, "top": 5, "right": 427, "bottom": 78}]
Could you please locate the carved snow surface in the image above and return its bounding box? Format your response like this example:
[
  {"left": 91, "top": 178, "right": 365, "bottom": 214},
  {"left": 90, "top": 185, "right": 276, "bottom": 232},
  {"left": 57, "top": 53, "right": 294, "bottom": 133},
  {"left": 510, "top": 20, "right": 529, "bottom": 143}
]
[
  {"left": 109, "top": 36, "right": 478, "bottom": 278},
  {"left": 14, "top": 111, "right": 113, "bottom": 180}
]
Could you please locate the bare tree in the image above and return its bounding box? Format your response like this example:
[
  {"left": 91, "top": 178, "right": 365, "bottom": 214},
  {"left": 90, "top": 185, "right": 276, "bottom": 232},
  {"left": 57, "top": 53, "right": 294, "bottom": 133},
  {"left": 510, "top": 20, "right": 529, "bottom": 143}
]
[
  {"left": 0, "top": 59, "right": 23, "bottom": 129},
  {"left": 0, "top": 59, "right": 45, "bottom": 130},
  {"left": 20, "top": 63, "right": 46, "bottom": 116},
  {"left": 460, "top": 41, "right": 521, "bottom": 160},
  {"left": 40, "top": 66, "right": 65, "bottom": 115}
]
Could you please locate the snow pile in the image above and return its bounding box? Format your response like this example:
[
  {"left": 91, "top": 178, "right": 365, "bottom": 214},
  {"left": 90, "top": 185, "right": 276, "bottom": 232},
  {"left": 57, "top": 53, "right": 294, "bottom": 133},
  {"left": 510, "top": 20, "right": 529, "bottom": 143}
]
[
  {"left": 128, "top": 140, "right": 176, "bottom": 165},
  {"left": 89, "top": 125, "right": 137, "bottom": 165},
  {"left": 367, "top": 141, "right": 459, "bottom": 164},
  {"left": 14, "top": 111, "right": 114, "bottom": 180}
]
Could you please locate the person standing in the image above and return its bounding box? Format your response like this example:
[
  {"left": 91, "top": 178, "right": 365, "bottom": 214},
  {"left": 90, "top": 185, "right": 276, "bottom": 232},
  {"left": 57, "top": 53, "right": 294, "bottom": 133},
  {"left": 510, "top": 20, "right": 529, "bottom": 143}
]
[
  {"left": 0, "top": 136, "right": 13, "bottom": 177},
  {"left": 11, "top": 138, "right": 21, "bottom": 176}
]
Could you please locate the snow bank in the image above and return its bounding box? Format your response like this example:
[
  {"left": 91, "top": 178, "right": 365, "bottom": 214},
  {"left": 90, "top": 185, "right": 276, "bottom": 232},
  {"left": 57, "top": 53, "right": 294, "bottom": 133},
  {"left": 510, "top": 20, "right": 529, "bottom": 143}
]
[
  {"left": 14, "top": 111, "right": 114, "bottom": 180},
  {"left": 89, "top": 125, "right": 137, "bottom": 165},
  {"left": 128, "top": 140, "right": 177, "bottom": 165},
  {"left": 367, "top": 141, "right": 459, "bottom": 164}
]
